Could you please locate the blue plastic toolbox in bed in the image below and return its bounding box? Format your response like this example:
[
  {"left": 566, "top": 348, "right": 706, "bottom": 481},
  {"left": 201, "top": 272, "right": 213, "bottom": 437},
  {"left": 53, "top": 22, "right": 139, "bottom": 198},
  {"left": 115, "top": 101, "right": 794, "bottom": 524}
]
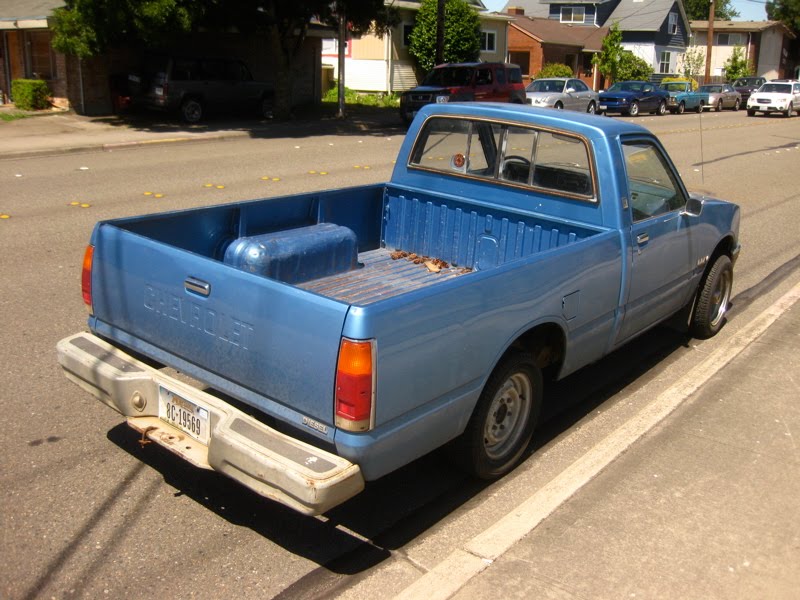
[{"left": 223, "top": 223, "right": 359, "bottom": 284}]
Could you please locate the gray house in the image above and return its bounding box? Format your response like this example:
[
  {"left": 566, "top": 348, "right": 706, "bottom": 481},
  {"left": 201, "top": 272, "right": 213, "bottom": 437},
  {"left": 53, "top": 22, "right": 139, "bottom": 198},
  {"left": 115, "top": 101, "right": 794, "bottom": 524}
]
[{"left": 501, "top": 0, "right": 691, "bottom": 79}]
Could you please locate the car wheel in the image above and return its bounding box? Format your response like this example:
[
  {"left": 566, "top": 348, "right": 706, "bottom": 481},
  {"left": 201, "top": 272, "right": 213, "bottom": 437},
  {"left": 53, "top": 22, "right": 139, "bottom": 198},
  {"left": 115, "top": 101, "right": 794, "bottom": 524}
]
[
  {"left": 586, "top": 101, "right": 596, "bottom": 114},
  {"left": 733, "top": 98, "right": 740, "bottom": 111},
  {"left": 784, "top": 106, "right": 793, "bottom": 118},
  {"left": 554, "top": 101, "right": 564, "bottom": 110},
  {"left": 628, "top": 101, "right": 640, "bottom": 117},
  {"left": 260, "top": 96, "right": 273, "bottom": 119},
  {"left": 696, "top": 101, "right": 703, "bottom": 113},
  {"left": 690, "top": 255, "right": 733, "bottom": 339},
  {"left": 451, "top": 352, "right": 541, "bottom": 479},
  {"left": 180, "top": 98, "right": 203, "bottom": 123},
  {"left": 677, "top": 101, "right": 685, "bottom": 115},
  {"left": 715, "top": 99, "right": 723, "bottom": 112},
  {"left": 747, "top": 109, "right": 756, "bottom": 117},
  {"left": 656, "top": 100, "right": 666, "bottom": 116}
]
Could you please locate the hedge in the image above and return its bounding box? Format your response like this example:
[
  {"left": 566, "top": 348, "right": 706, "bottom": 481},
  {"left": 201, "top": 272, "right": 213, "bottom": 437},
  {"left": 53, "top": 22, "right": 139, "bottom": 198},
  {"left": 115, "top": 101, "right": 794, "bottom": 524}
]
[{"left": 11, "top": 79, "right": 52, "bottom": 110}]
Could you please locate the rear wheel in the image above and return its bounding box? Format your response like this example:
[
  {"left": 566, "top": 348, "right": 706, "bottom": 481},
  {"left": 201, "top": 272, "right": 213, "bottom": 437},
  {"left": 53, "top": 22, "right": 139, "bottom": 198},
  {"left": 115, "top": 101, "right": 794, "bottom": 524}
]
[
  {"left": 628, "top": 101, "right": 640, "bottom": 117},
  {"left": 180, "top": 98, "right": 203, "bottom": 123},
  {"left": 554, "top": 101, "right": 564, "bottom": 110},
  {"left": 260, "top": 96, "right": 273, "bottom": 119},
  {"left": 690, "top": 255, "right": 733, "bottom": 339},
  {"left": 451, "top": 353, "right": 542, "bottom": 479},
  {"left": 656, "top": 100, "right": 666, "bottom": 116},
  {"left": 696, "top": 101, "right": 703, "bottom": 113},
  {"left": 733, "top": 98, "right": 740, "bottom": 111},
  {"left": 586, "top": 101, "right": 596, "bottom": 114}
]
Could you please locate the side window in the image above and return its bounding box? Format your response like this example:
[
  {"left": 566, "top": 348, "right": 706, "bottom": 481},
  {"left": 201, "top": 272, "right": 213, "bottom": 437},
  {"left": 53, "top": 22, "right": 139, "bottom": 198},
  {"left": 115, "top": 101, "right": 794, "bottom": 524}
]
[
  {"left": 532, "top": 132, "right": 594, "bottom": 197},
  {"left": 409, "top": 118, "right": 499, "bottom": 177},
  {"left": 574, "top": 80, "right": 589, "bottom": 92},
  {"left": 476, "top": 68, "right": 493, "bottom": 85},
  {"left": 496, "top": 67, "right": 506, "bottom": 85},
  {"left": 623, "top": 141, "right": 686, "bottom": 221}
]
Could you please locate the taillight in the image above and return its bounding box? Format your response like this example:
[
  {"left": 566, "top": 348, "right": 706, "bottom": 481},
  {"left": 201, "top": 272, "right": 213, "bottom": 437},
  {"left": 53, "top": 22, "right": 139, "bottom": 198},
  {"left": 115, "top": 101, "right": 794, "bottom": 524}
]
[
  {"left": 335, "top": 338, "right": 375, "bottom": 432},
  {"left": 81, "top": 245, "right": 94, "bottom": 313}
]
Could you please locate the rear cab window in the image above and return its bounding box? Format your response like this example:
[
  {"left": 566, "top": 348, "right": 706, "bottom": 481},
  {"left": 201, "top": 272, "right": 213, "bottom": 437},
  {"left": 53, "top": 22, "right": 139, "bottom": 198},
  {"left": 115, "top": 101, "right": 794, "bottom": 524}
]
[{"left": 408, "top": 116, "right": 596, "bottom": 201}]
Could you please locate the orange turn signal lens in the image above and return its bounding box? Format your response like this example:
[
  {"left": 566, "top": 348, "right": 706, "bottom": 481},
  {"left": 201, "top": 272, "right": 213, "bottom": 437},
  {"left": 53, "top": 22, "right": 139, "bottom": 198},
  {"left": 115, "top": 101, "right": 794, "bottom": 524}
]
[
  {"left": 335, "top": 338, "right": 375, "bottom": 432},
  {"left": 81, "top": 245, "right": 94, "bottom": 312}
]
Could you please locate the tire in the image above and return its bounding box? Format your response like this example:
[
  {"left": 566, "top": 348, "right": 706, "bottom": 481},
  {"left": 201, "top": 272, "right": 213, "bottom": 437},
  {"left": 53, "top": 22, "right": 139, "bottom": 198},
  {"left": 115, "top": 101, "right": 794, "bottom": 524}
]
[
  {"left": 733, "top": 98, "right": 740, "bottom": 111},
  {"left": 655, "top": 100, "right": 666, "bottom": 116},
  {"left": 260, "top": 96, "right": 273, "bottom": 119},
  {"left": 690, "top": 255, "right": 733, "bottom": 339},
  {"left": 715, "top": 99, "right": 723, "bottom": 112},
  {"left": 677, "top": 101, "right": 685, "bottom": 115},
  {"left": 452, "top": 352, "right": 542, "bottom": 479},
  {"left": 586, "top": 101, "right": 596, "bottom": 114},
  {"left": 628, "top": 101, "right": 640, "bottom": 117},
  {"left": 747, "top": 109, "right": 756, "bottom": 117},
  {"left": 554, "top": 101, "right": 564, "bottom": 110},
  {"left": 784, "top": 106, "right": 793, "bottom": 118},
  {"left": 180, "top": 98, "right": 203, "bottom": 123},
  {"left": 696, "top": 101, "right": 703, "bottom": 114}
]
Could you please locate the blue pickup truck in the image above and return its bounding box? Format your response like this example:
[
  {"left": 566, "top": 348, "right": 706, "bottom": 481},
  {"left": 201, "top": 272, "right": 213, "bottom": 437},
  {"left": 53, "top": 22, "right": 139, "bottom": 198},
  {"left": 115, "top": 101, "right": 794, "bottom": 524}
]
[{"left": 57, "top": 103, "right": 740, "bottom": 515}]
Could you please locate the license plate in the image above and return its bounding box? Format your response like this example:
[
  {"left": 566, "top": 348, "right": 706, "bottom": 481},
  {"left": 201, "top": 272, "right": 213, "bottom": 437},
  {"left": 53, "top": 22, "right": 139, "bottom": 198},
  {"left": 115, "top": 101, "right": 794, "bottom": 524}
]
[
  {"left": 158, "top": 386, "right": 210, "bottom": 445},
  {"left": 599, "top": 104, "right": 607, "bottom": 110},
  {"left": 155, "top": 86, "right": 164, "bottom": 96}
]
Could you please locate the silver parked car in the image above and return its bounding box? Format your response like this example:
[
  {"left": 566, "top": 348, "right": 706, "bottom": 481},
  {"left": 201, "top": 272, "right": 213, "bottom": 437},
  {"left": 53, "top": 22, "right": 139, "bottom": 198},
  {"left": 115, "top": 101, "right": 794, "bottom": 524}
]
[
  {"left": 697, "top": 83, "right": 741, "bottom": 111},
  {"left": 525, "top": 77, "right": 599, "bottom": 113}
]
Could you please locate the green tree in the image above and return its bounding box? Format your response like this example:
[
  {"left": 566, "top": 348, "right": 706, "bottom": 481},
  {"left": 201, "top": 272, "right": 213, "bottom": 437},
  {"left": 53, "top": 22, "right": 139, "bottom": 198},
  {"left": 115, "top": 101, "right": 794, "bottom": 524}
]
[
  {"left": 592, "top": 23, "right": 625, "bottom": 83},
  {"left": 680, "top": 46, "right": 706, "bottom": 79},
  {"left": 50, "top": 0, "right": 395, "bottom": 119},
  {"left": 683, "top": 0, "right": 740, "bottom": 21},
  {"left": 408, "top": 0, "right": 481, "bottom": 73},
  {"left": 723, "top": 46, "right": 753, "bottom": 80},
  {"left": 617, "top": 52, "right": 654, "bottom": 81},
  {"left": 767, "top": 0, "right": 800, "bottom": 35}
]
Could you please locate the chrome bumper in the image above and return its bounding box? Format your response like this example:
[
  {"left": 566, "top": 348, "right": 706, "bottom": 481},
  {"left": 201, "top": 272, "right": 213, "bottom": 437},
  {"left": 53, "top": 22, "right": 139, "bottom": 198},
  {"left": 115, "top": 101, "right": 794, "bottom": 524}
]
[{"left": 57, "top": 332, "right": 364, "bottom": 515}]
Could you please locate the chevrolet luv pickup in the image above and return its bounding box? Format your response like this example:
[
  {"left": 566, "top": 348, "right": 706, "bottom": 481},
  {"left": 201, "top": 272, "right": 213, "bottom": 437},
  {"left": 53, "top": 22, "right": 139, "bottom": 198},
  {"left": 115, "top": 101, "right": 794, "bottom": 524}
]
[
  {"left": 57, "top": 103, "right": 740, "bottom": 516},
  {"left": 659, "top": 81, "right": 707, "bottom": 114}
]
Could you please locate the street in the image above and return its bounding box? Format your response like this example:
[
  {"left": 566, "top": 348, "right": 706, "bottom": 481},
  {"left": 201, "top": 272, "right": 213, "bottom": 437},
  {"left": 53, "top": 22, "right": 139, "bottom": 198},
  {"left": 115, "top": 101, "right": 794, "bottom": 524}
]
[{"left": 1, "top": 108, "right": 799, "bottom": 599}]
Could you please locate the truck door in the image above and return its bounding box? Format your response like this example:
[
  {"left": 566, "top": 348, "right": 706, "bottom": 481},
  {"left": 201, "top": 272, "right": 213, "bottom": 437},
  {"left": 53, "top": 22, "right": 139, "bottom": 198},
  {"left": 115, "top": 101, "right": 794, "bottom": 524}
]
[{"left": 617, "top": 138, "right": 694, "bottom": 342}]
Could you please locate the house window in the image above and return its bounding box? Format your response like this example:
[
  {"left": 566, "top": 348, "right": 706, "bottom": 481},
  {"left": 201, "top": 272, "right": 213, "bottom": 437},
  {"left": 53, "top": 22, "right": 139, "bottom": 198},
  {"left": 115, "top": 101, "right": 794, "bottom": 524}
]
[
  {"left": 403, "top": 23, "right": 414, "bottom": 47},
  {"left": 659, "top": 51, "right": 672, "bottom": 74},
  {"left": 25, "top": 31, "right": 55, "bottom": 80},
  {"left": 480, "top": 30, "right": 496, "bottom": 53},
  {"left": 717, "top": 32, "right": 745, "bottom": 46},
  {"left": 668, "top": 13, "right": 678, "bottom": 35},
  {"left": 561, "top": 7, "right": 586, "bottom": 24}
]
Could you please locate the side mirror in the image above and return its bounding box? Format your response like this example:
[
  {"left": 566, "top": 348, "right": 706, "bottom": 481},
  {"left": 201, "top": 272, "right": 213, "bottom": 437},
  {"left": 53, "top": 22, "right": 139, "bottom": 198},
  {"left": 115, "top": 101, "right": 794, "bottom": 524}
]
[
  {"left": 566, "top": 88, "right": 575, "bottom": 94},
  {"left": 682, "top": 196, "right": 704, "bottom": 217}
]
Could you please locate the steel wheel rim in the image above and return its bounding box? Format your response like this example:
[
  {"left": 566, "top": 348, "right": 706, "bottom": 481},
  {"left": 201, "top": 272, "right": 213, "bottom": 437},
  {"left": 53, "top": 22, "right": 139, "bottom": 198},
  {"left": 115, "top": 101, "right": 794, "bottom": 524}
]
[
  {"left": 483, "top": 372, "right": 532, "bottom": 459},
  {"left": 184, "top": 102, "right": 201, "bottom": 122},
  {"left": 710, "top": 269, "right": 732, "bottom": 328}
]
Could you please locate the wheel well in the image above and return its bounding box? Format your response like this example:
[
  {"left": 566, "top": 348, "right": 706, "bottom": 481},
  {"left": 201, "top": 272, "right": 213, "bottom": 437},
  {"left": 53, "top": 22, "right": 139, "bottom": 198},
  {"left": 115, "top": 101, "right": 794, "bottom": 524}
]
[
  {"left": 710, "top": 235, "right": 737, "bottom": 263},
  {"left": 507, "top": 323, "right": 566, "bottom": 379}
]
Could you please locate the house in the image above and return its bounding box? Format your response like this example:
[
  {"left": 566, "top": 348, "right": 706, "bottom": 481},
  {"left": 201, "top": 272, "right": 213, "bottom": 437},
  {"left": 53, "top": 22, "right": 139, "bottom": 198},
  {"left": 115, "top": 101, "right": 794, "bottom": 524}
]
[
  {"left": 505, "top": 8, "right": 609, "bottom": 89},
  {"left": 502, "top": 0, "right": 691, "bottom": 80},
  {"left": 321, "top": 0, "right": 512, "bottom": 93},
  {"left": 1, "top": 0, "right": 68, "bottom": 107},
  {"left": 1, "top": 0, "right": 332, "bottom": 114},
  {"left": 688, "top": 20, "right": 796, "bottom": 80}
]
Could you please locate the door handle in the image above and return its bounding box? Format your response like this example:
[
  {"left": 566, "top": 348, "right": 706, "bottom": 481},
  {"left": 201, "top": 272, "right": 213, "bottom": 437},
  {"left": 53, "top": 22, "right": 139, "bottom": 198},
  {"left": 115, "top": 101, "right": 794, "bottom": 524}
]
[
  {"left": 637, "top": 233, "right": 650, "bottom": 245},
  {"left": 185, "top": 276, "right": 211, "bottom": 297}
]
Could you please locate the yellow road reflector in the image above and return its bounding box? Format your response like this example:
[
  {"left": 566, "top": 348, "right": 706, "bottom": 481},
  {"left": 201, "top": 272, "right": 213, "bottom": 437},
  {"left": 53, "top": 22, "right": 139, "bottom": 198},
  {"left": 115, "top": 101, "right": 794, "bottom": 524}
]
[
  {"left": 272, "top": 178, "right": 280, "bottom": 182},
  {"left": 216, "top": 185, "right": 225, "bottom": 189},
  {"left": 154, "top": 194, "right": 164, "bottom": 198},
  {"left": 80, "top": 203, "right": 91, "bottom": 208},
  {"left": 69, "top": 201, "right": 80, "bottom": 206},
  {"left": 144, "top": 191, "right": 153, "bottom": 196},
  {"left": 203, "top": 183, "right": 213, "bottom": 188},
  {"left": 0, "top": 214, "right": 10, "bottom": 219}
]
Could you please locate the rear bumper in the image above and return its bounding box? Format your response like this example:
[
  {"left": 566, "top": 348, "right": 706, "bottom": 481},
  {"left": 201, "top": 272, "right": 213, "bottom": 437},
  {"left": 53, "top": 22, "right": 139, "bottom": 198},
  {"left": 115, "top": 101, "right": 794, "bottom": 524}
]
[{"left": 56, "top": 332, "right": 364, "bottom": 515}]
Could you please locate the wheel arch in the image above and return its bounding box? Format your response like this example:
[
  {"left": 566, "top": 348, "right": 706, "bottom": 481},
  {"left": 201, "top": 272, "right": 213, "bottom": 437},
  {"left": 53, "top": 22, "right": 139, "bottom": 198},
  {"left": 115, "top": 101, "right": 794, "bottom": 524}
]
[{"left": 502, "top": 321, "right": 567, "bottom": 381}]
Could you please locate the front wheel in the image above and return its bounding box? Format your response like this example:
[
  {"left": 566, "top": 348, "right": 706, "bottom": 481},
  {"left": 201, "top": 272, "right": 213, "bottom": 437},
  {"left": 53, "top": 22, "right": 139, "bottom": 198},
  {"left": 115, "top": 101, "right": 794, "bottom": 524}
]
[
  {"left": 733, "top": 98, "right": 740, "bottom": 111},
  {"left": 747, "top": 109, "right": 756, "bottom": 117},
  {"left": 716, "top": 99, "right": 723, "bottom": 112},
  {"left": 452, "top": 353, "right": 542, "bottom": 479},
  {"left": 696, "top": 101, "right": 704, "bottom": 113},
  {"left": 677, "top": 101, "right": 685, "bottom": 115},
  {"left": 690, "top": 255, "right": 733, "bottom": 339},
  {"left": 260, "top": 96, "right": 273, "bottom": 119},
  {"left": 628, "top": 101, "right": 640, "bottom": 117}
]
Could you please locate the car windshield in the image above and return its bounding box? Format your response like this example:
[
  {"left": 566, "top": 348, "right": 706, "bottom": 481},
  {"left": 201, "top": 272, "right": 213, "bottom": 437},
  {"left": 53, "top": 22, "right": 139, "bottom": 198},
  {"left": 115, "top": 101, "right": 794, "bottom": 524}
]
[
  {"left": 527, "top": 79, "right": 566, "bottom": 93},
  {"left": 700, "top": 85, "right": 722, "bottom": 93},
  {"left": 607, "top": 82, "right": 642, "bottom": 93},
  {"left": 734, "top": 78, "right": 760, "bottom": 87},
  {"left": 422, "top": 67, "right": 474, "bottom": 87},
  {"left": 661, "top": 82, "right": 690, "bottom": 92},
  {"left": 759, "top": 83, "right": 792, "bottom": 94}
]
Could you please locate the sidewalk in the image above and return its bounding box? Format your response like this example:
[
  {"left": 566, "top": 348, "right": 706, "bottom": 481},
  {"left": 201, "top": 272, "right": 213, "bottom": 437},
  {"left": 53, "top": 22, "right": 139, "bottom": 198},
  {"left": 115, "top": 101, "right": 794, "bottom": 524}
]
[
  {"left": 0, "top": 104, "right": 404, "bottom": 159},
  {"left": 407, "top": 285, "right": 800, "bottom": 599}
]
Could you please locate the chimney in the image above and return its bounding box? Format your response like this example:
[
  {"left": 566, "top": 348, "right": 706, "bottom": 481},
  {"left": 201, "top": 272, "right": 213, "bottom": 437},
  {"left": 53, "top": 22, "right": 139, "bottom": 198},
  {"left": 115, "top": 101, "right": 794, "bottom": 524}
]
[{"left": 507, "top": 7, "right": 525, "bottom": 16}]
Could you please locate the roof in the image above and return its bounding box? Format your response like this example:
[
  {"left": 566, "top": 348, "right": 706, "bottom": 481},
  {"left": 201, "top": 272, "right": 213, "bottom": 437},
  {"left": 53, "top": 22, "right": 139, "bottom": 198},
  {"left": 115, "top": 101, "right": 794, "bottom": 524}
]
[
  {"left": 607, "top": 0, "right": 684, "bottom": 32},
  {"left": 690, "top": 20, "right": 796, "bottom": 38},
  {"left": 510, "top": 16, "right": 609, "bottom": 52},
  {"left": 0, "top": 0, "right": 63, "bottom": 29}
]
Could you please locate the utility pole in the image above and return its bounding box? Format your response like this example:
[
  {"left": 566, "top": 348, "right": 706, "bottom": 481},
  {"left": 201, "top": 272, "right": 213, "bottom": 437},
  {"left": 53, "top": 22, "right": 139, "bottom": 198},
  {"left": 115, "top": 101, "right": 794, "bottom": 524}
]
[
  {"left": 337, "top": 2, "right": 346, "bottom": 119},
  {"left": 436, "top": 0, "right": 445, "bottom": 65},
  {"left": 704, "top": 0, "right": 715, "bottom": 83}
]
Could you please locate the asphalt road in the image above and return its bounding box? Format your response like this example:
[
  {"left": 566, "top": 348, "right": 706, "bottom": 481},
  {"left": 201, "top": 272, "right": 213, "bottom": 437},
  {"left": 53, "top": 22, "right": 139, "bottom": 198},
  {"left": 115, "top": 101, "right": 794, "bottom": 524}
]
[{"left": 1, "top": 109, "right": 799, "bottom": 599}]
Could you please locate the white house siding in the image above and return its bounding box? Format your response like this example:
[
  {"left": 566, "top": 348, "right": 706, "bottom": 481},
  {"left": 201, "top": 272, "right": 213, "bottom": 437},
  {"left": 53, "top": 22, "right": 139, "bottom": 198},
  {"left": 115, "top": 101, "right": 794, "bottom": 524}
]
[
  {"left": 622, "top": 43, "right": 657, "bottom": 67},
  {"left": 757, "top": 28, "right": 783, "bottom": 79},
  {"left": 322, "top": 57, "right": 389, "bottom": 92},
  {"left": 391, "top": 61, "right": 418, "bottom": 91}
]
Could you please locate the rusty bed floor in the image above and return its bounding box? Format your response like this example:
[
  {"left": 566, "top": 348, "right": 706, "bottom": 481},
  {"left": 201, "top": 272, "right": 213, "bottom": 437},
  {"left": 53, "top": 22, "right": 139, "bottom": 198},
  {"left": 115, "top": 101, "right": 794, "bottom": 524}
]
[{"left": 297, "top": 248, "right": 471, "bottom": 305}]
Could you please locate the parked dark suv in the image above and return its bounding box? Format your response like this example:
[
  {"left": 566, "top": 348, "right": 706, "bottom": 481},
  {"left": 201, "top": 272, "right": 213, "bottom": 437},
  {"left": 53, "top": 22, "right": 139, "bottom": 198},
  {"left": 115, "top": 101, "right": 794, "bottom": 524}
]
[
  {"left": 129, "top": 54, "right": 274, "bottom": 123},
  {"left": 399, "top": 62, "right": 525, "bottom": 124}
]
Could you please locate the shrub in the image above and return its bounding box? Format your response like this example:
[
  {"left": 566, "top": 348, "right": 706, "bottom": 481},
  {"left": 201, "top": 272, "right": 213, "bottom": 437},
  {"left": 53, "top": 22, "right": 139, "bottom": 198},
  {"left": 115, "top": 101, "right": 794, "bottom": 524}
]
[
  {"left": 11, "top": 79, "right": 51, "bottom": 110},
  {"left": 662, "top": 76, "right": 699, "bottom": 90},
  {"left": 534, "top": 63, "right": 574, "bottom": 79}
]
